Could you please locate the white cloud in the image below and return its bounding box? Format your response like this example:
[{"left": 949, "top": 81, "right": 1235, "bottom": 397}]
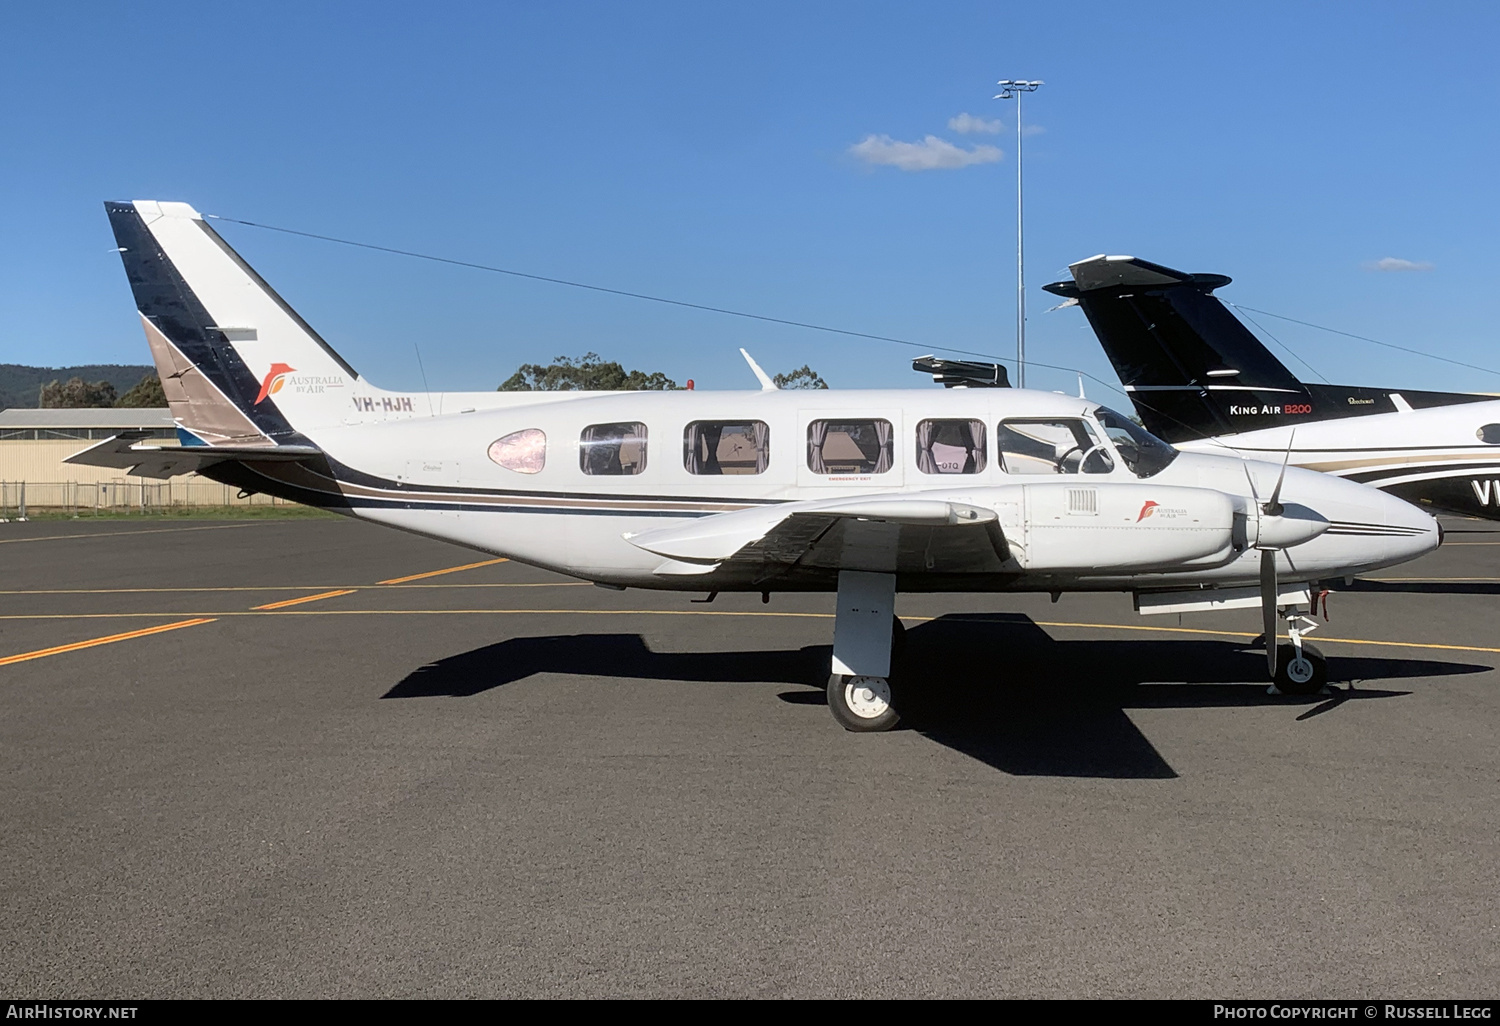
[
  {"left": 948, "top": 112, "right": 1002, "bottom": 135},
  {"left": 848, "top": 134, "right": 1002, "bottom": 171},
  {"left": 1021, "top": 124, "right": 1046, "bottom": 137},
  {"left": 1364, "top": 257, "right": 1435, "bottom": 272}
]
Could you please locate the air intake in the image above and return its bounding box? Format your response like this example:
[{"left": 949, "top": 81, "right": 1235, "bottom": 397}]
[{"left": 1067, "top": 488, "right": 1098, "bottom": 515}]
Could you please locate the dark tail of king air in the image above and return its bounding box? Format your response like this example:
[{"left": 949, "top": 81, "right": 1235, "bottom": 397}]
[{"left": 1042, "top": 254, "right": 1489, "bottom": 444}]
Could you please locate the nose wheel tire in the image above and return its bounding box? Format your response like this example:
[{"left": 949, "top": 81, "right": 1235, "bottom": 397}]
[
  {"left": 828, "top": 674, "right": 901, "bottom": 732},
  {"left": 1274, "top": 642, "right": 1328, "bottom": 695}
]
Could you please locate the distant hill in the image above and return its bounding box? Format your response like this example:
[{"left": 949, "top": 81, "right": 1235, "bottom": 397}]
[{"left": 0, "top": 363, "right": 156, "bottom": 410}]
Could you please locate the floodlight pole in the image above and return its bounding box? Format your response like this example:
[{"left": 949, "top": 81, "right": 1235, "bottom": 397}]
[{"left": 995, "top": 79, "right": 1042, "bottom": 388}]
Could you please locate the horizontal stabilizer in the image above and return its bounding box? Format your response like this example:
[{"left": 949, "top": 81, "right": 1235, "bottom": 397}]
[
  {"left": 66, "top": 431, "right": 322, "bottom": 480},
  {"left": 1048, "top": 254, "right": 1230, "bottom": 295}
]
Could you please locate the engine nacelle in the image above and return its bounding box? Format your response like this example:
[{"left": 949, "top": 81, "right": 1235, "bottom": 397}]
[
  {"left": 1001, "top": 481, "right": 1238, "bottom": 572},
  {"left": 1250, "top": 502, "right": 1331, "bottom": 549}
]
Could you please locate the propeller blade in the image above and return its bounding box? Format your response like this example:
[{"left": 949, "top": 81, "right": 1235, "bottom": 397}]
[
  {"left": 1263, "top": 429, "right": 1296, "bottom": 518},
  {"left": 1261, "top": 548, "right": 1278, "bottom": 678}
]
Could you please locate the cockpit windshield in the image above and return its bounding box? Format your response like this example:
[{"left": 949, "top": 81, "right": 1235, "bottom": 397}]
[{"left": 1093, "top": 407, "right": 1179, "bottom": 478}]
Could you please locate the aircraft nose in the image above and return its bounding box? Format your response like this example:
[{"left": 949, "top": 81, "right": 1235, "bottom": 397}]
[{"left": 1376, "top": 487, "right": 1442, "bottom": 558}]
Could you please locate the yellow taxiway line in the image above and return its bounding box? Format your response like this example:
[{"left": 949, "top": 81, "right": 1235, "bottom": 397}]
[
  {"left": 250, "top": 589, "right": 357, "bottom": 611},
  {"left": 0, "top": 608, "right": 1497, "bottom": 656},
  {"left": 378, "top": 557, "right": 510, "bottom": 585},
  {"left": 1363, "top": 577, "right": 1500, "bottom": 582},
  {"left": 0, "top": 618, "right": 217, "bottom": 667},
  {"left": 0, "top": 583, "right": 587, "bottom": 595}
]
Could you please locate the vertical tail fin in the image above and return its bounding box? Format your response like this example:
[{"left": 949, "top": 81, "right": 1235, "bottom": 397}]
[
  {"left": 1045, "top": 254, "right": 1490, "bottom": 442},
  {"left": 105, "top": 200, "right": 362, "bottom": 446},
  {"left": 1043, "top": 255, "right": 1306, "bottom": 442}
]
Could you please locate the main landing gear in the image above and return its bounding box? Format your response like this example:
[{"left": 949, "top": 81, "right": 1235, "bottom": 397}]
[{"left": 825, "top": 571, "right": 908, "bottom": 732}]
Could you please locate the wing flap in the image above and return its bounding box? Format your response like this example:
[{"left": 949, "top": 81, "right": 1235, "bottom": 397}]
[{"left": 627, "top": 493, "right": 1007, "bottom": 575}]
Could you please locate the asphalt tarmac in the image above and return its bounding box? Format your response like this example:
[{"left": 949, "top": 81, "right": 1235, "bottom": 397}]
[{"left": 1, "top": 514, "right": 1496, "bottom": 998}]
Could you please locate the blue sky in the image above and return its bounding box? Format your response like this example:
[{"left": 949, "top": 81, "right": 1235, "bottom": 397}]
[{"left": 2, "top": 1, "right": 1497, "bottom": 402}]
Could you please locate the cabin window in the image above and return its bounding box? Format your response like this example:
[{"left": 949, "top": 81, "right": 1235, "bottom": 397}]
[
  {"left": 685, "top": 421, "right": 770, "bottom": 475},
  {"left": 996, "top": 418, "right": 1114, "bottom": 475},
  {"left": 916, "top": 419, "right": 986, "bottom": 474},
  {"left": 807, "top": 419, "right": 894, "bottom": 475},
  {"left": 580, "top": 422, "right": 648, "bottom": 475},
  {"left": 1479, "top": 424, "right": 1500, "bottom": 444},
  {"left": 488, "top": 428, "right": 546, "bottom": 474}
]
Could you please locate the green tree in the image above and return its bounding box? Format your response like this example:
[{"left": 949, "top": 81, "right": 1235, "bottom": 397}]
[
  {"left": 38, "top": 377, "right": 117, "bottom": 408},
  {"left": 499, "top": 353, "right": 679, "bottom": 391},
  {"left": 773, "top": 365, "right": 828, "bottom": 389},
  {"left": 116, "top": 373, "right": 167, "bottom": 408}
]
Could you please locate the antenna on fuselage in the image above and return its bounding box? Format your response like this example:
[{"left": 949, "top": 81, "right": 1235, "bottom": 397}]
[
  {"left": 740, "top": 349, "right": 778, "bottom": 391},
  {"left": 413, "top": 343, "right": 434, "bottom": 416}
]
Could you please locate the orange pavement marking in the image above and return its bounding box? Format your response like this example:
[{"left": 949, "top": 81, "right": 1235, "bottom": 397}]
[
  {"left": 378, "top": 557, "right": 509, "bottom": 585},
  {"left": 250, "top": 589, "right": 357, "bottom": 611},
  {"left": 0, "top": 618, "right": 217, "bottom": 667}
]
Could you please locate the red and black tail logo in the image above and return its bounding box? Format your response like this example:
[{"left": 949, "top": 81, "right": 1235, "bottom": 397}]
[{"left": 254, "top": 364, "right": 296, "bottom": 405}]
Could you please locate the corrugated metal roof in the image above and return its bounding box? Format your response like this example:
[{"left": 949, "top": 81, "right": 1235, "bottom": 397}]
[{"left": 0, "top": 408, "right": 174, "bottom": 428}]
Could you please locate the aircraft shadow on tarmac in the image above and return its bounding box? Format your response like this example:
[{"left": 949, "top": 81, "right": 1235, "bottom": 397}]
[
  {"left": 385, "top": 612, "right": 1490, "bottom": 779},
  {"left": 1347, "top": 580, "right": 1500, "bottom": 597}
]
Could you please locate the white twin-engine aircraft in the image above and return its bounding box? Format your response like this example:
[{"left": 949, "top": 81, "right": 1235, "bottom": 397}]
[{"left": 73, "top": 201, "right": 1442, "bottom": 732}]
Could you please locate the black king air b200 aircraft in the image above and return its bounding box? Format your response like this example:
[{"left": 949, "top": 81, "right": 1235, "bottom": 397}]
[{"left": 1044, "top": 255, "right": 1500, "bottom": 520}]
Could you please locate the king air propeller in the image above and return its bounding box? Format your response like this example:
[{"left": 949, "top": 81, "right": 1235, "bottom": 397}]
[{"left": 1245, "top": 432, "right": 1330, "bottom": 680}]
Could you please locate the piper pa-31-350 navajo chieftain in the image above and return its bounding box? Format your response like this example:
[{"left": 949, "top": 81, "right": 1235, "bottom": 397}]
[
  {"left": 73, "top": 201, "right": 1443, "bottom": 731},
  {"left": 1046, "top": 254, "right": 1500, "bottom": 520}
]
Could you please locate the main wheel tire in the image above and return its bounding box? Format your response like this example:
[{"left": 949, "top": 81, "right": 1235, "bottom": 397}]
[
  {"left": 891, "top": 615, "right": 908, "bottom": 665},
  {"left": 1274, "top": 643, "right": 1328, "bottom": 695},
  {"left": 828, "top": 674, "right": 901, "bottom": 732}
]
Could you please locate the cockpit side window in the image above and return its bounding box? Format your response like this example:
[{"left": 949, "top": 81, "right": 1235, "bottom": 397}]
[
  {"left": 996, "top": 419, "right": 1114, "bottom": 475},
  {"left": 1478, "top": 424, "right": 1500, "bottom": 445},
  {"left": 1093, "top": 406, "right": 1179, "bottom": 478}
]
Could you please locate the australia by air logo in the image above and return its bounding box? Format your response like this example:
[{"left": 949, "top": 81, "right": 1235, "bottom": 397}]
[
  {"left": 1137, "top": 500, "right": 1190, "bottom": 522},
  {"left": 254, "top": 363, "right": 295, "bottom": 405},
  {"left": 254, "top": 364, "right": 346, "bottom": 405}
]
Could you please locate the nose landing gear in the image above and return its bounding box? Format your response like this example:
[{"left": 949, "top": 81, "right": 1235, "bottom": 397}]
[{"left": 1270, "top": 606, "right": 1329, "bottom": 696}]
